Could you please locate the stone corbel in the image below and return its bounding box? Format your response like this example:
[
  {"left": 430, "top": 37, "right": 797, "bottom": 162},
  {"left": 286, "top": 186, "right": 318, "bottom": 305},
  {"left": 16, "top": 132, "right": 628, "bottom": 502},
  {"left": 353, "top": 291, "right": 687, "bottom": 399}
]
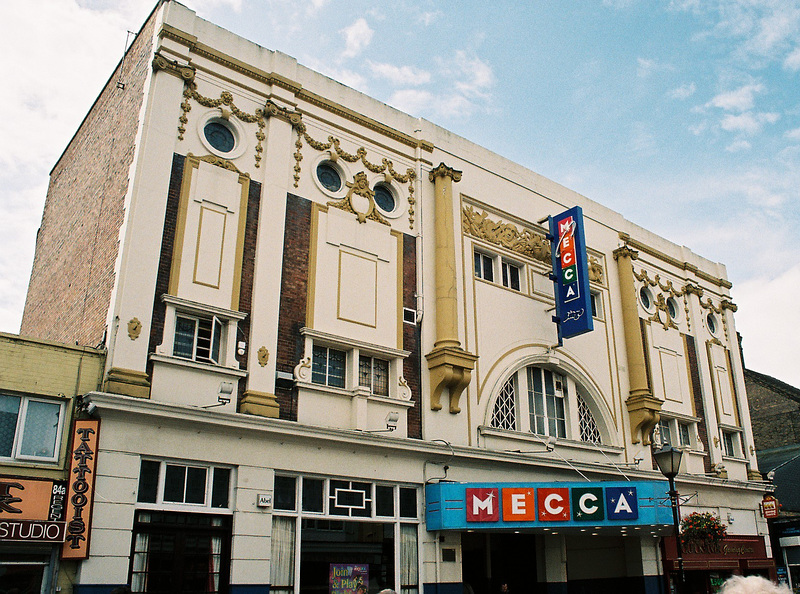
[
  {"left": 625, "top": 393, "right": 663, "bottom": 445},
  {"left": 426, "top": 346, "right": 478, "bottom": 414},
  {"left": 152, "top": 52, "right": 196, "bottom": 82},
  {"left": 240, "top": 390, "right": 279, "bottom": 418}
]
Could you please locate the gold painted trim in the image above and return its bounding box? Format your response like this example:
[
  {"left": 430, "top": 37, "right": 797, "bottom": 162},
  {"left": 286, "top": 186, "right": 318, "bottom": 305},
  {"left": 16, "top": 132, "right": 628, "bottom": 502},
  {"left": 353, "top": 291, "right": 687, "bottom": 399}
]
[
  {"left": 619, "top": 233, "right": 733, "bottom": 289},
  {"left": 192, "top": 205, "right": 226, "bottom": 290},
  {"left": 683, "top": 334, "right": 698, "bottom": 418},
  {"left": 240, "top": 390, "right": 280, "bottom": 418},
  {"left": 306, "top": 204, "right": 322, "bottom": 327},
  {"left": 168, "top": 157, "right": 198, "bottom": 296},
  {"left": 462, "top": 204, "right": 551, "bottom": 264},
  {"left": 231, "top": 174, "right": 250, "bottom": 310},
  {"left": 157, "top": 28, "right": 433, "bottom": 153},
  {"left": 335, "top": 249, "right": 378, "bottom": 329},
  {"left": 393, "top": 230, "right": 404, "bottom": 352},
  {"left": 706, "top": 341, "right": 723, "bottom": 424},
  {"left": 726, "top": 349, "right": 742, "bottom": 427},
  {"left": 104, "top": 367, "right": 151, "bottom": 399}
]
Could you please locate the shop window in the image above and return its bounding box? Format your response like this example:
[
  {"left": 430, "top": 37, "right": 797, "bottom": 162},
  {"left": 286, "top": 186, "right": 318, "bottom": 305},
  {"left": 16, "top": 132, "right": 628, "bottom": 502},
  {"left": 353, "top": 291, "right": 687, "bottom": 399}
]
[
  {"left": 489, "top": 366, "right": 604, "bottom": 445},
  {"left": 174, "top": 314, "right": 223, "bottom": 364},
  {"left": 329, "top": 480, "right": 373, "bottom": 517},
  {"left": 130, "top": 510, "right": 231, "bottom": 594},
  {"left": 302, "top": 477, "right": 325, "bottom": 513},
  {"left": 0, "top": 393, "right": 63, "bottom": 462},
  {"left": 312, "top": 345, "right": 347, "bottom": 388},
  {"left": 474, "top": 250, "right": 494, "bottom": 282},
  {"left": 399, "top": 488, "right": 417, "bottom": 519},
  {"left": 274, "top": 475, "right": 297, "bottom": 511},
  {"left": 359, "top": 356, "right": 389, "bottom": 396},
  {"left": 136, "top": 459, "right": 231, "bottom": 509}
]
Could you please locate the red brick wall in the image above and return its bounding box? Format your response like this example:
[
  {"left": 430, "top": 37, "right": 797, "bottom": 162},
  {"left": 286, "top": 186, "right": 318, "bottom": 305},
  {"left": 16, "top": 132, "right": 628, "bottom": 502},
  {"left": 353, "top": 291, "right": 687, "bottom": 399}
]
[
  {"left": 746, "top": 377, "right": 800, "bottom": 451},
  {"left": 685, "top": 334, "right": 713, "bottom": 473},
  {"left": 21, "top": 8, "right": 157, "bottom": 347},
  {"left": 275, "top": 193, "right": 312, "bottom": 421},
  {"left": 403, "top": 233, "right": 422, "bottom": 439}
]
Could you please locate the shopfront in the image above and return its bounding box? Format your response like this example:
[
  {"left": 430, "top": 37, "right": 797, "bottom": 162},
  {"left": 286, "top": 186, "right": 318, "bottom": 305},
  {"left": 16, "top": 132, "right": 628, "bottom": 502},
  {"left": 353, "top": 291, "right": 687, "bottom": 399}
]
[
  {"left": 661, "top": 535, "right": 776, "bottom": 593},
  {"left": 426, "top": 480, "right": 674, "bottom": 593},
  {"left": 0, "top": 477, "right": 67, "bottom": 593}
]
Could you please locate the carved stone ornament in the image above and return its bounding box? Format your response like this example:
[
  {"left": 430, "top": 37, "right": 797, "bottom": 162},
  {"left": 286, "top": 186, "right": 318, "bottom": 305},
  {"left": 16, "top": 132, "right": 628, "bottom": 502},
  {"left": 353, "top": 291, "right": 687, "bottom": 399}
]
[
  {"left": 429, "top": 162, "right": 463, "bottom": 183},
  {"left": 398, "top": 376, "right": 412, "bottom": 401},
  {"left": 588, "top": 256, "right": 605, "bottom": 284},
  {"left": 328, "top": 172, "right": 390, "bottom": 225},
  {"left": 188, "top": 153, "right": 247, "bottom": 176},
  {"left": 127, "top": 318, "right": 142, "bottom": 340},
  {"left": 152, "top": 53, "right": 196, "bottom": 83},
  {"left": 257, "top": 346, "right": 269, "bottom": 367},
  {"left": 294, "top": 357, "right": 312, "bottom": 382},
  {"left": 462, "top": 205, "right": 551, "bottom": 264},
  {"left": 293, "top": 123, "right": 417, "bottom": 227}
]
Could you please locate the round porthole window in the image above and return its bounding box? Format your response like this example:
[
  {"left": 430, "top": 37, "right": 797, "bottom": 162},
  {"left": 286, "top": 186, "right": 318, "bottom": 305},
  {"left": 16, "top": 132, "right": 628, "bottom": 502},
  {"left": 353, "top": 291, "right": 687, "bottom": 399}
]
[
  {"left": 667, "top": 297, "right": 679, "bottom": 321},
  {"left": 373, "top": 183, "right": 396, "bottom": 213},
  {"left": 707, "top": 313, "right": 718, "bottom": 335},
  {"left": 203, "top": 121, "right": 236, "bottom": 154},
  {"left": 316, "top": 162, "right": 343, "bottom": 192},
  {"left": 639, "top": 287, "right": 653, "bottom": 311}
]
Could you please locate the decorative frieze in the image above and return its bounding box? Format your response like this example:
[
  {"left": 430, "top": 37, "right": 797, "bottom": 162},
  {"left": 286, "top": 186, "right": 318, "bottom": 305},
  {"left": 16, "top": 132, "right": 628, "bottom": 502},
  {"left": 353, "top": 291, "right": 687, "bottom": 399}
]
[{"left": 461, "top": 205, "right": 551, "bottom": 264}]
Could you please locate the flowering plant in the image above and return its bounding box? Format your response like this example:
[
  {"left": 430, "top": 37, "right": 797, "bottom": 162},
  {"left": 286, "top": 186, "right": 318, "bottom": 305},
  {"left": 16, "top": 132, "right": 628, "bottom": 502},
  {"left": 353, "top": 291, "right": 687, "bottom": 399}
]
[{"left": 680, "top": 511, "right": 727, "bottom": 544}]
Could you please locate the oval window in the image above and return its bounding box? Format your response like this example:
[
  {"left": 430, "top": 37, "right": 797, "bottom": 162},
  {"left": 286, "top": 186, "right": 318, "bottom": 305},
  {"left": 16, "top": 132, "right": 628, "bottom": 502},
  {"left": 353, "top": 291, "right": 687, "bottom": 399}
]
[
  {"left": 667, "top": 297, "right": 679, "bottom": 320},
  {"left": 203, "top": 121, "right": 236, "bottom": 153},
  {"left": 373, "top": 183, "right": 396, "bottom": 213},
  {"left": 639, "top": 287, "right": 652, "bottom": 311},
  {"left": 707, "top": 313, "right": 717, "bottom": 335},
  {"left": 316, "top": 162, "right": 342, "bottom": 192}
]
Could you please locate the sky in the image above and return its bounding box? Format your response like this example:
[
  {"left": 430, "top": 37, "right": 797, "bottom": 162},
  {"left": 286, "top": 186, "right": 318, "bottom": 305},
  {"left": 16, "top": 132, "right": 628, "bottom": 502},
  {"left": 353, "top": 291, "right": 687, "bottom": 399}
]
[{"left": 0, "top": 0, "right": 798, "bottom": 386}]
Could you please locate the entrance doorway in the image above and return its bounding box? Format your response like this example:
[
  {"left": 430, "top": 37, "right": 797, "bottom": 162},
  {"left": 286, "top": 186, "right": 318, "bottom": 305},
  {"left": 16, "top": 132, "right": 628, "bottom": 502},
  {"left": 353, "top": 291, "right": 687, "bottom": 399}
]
[{"left": 461, "top": 532, "right": 538, "bottom": 594}]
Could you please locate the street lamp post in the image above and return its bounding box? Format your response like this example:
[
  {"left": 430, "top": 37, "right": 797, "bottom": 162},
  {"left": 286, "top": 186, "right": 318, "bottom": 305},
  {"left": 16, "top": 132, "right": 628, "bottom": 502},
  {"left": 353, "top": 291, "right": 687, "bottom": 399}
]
[{"left": 654, "top": 445, "right": 685, "bottom": 594}]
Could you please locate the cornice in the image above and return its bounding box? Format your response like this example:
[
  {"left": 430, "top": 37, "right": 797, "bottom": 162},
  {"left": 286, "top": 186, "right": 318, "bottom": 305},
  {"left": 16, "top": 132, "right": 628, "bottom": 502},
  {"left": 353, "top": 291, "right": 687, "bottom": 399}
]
[
  {"left": 619, "top": 233, "right": 733, "bottom": 289},
  {"left": 157, "top": 24, "right": 432, "bottom": 153}
]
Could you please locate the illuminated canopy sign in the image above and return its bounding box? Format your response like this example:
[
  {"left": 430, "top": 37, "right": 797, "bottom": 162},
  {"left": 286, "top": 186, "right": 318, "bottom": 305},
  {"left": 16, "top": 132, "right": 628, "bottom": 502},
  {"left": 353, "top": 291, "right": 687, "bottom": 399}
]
[
  {"left": 549, "top": 206, "right": 593, "bottom": 341},
  {"left": 426, "top": 481, "right": 672, "bottom": 530}
]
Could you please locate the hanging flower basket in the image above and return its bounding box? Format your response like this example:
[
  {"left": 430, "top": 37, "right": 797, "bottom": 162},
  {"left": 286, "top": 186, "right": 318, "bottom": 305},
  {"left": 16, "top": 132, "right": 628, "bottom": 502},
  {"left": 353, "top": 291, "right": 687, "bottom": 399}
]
[{"left": 680, "top": 511, "right": 727, "bottom": 545}]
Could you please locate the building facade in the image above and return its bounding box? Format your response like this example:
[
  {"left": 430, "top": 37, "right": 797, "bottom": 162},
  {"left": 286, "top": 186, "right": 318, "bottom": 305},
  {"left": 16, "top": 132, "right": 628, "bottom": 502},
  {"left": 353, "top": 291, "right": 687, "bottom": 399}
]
[
  {"left": 20, "top": 2, "right": 773, "bottom": 593},
  {"left": 0, "top": 332, "right": 105, "bottom": 592}
]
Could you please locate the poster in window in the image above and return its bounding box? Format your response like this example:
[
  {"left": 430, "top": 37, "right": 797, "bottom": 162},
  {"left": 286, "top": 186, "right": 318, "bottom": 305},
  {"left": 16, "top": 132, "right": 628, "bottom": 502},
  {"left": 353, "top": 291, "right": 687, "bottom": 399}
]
[{"left": 330, "top": 564, "right": 369, "bottom": 594}]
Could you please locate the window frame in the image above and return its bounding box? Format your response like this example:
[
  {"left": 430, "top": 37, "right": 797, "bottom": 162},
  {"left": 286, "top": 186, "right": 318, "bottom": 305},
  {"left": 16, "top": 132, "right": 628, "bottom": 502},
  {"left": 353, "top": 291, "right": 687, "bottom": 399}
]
[
  {"left": 312, "top": 345, "right": 347, "bottom": 389},
  {"left": 474, "top": 250, "right": 494, "bottom": 282},
  {"left": 501, "top": 259, "right": 522, "bottom": 291},
  {"left": 359, "top": 355, "right": 390, "bottom": 397},
  {"left": 136, "top": 458, "right": 234, "bottom": 513},
  {"left": 173, "top": 313, "right": 223, "bottom": 365},
  {"left": 721, "top": 429, "right": 742, "bottom": 458},
  {"left": 0, "top": 393, "right": 65, "bottom": 463}
]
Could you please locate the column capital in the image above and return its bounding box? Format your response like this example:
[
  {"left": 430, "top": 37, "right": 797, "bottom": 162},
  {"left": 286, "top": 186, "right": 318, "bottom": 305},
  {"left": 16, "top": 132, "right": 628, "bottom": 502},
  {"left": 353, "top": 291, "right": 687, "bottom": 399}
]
[
  {"left": 613, "top": 245, "right": 639, "bottom": 261},
  {"left": 429, "top": 162, "right": 462, "bottom": 183}
]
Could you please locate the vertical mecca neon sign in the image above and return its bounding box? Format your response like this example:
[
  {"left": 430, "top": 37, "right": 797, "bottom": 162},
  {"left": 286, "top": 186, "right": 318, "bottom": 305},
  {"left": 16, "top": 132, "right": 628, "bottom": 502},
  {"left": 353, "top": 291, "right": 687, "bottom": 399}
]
[{"left": 549, "top": 206, "right": 593, "bottom": 343}]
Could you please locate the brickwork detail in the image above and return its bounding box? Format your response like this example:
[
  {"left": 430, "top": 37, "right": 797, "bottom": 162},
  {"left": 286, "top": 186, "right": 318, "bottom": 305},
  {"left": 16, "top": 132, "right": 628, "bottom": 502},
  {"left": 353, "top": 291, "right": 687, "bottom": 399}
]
[
  {"left": 235, "top": 179, "right": 262, "bottom": 402},
  {"left": 147, "top": 154, "right": 185, "bottom": 375},
  {"left": 685, "top": 334, "right": 713, "bottom": 473},
  {"left": 746, "top": 372, "right": 800, "bottom": 451},
  {"left": 275, "top": 194, "right": 312, "bottom": 421},
  {"left": 403, "top": 233, "right": 422, "bottom": 439},
  {"left": 21, "top": 10, "right": 157, "bottom": 347}
]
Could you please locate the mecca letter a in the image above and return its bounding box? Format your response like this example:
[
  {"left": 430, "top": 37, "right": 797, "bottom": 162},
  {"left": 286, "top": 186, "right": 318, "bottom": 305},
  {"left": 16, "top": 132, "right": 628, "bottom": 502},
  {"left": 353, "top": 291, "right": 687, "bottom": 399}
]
[{"left": 466, "top": 488, "right": 499, "bottom": 522}]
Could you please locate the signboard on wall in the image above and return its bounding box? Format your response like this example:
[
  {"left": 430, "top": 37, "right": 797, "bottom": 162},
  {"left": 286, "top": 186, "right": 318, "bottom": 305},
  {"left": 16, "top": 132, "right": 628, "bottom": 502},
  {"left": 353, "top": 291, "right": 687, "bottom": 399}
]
[
  {"left": 0, "top": 478, "right": 67, "bottom": 543},
  {"left": 61, "top": 419, "right": 100, "bottom": 559},
  {"left": 549, "top": 206, "right": 593, "bottom": 342},
  {"left": 426, "top": 481, "right": 672, "bottom": 530},
  {"left": 330, "top": 564, "right": 369, "bottom": 594}
]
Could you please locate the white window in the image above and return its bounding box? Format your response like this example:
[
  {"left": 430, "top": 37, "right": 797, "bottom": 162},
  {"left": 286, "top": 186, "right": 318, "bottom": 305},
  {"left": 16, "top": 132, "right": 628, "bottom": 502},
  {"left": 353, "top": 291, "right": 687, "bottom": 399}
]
[
  {"left": 657, "top": 417, "right": 696, "bottom": 449},
  {"left": 658, "top": 418, "right": 673, "bottom": 446},
  {"left": 159, "top": 295, "right": 247, "bottom": 368},
  {"left": 678, "top": 422, "right": 692, "bottom": 447},
  {"left": 501, "top": 260, "right": 521, "bottom": 291},
  {"left": 136, "top": 459, "right": 232, "bottom": 510},
  {"left": 312, "top": 345, "right": 347, "bottom": 388},
  {"left": 490, "top": 366, "right": 601, "bottom": 443},
  {"left": 590, "top": 291, "right": 603, "bottom": 319},
  {"left": 0, "top": 394, "right": 64, "bottom": 462},
  {"left": 174, "top": 314, "right": 223, "bottom": 364},
  {"left": 359, "top": 355, "right": 389, "bottom": 396},
  {"left": 474, "top": 250, "right": 494, "bottom": 282},
  {"left": 721, "top": 430, "right": 741, "bottom": 458}
]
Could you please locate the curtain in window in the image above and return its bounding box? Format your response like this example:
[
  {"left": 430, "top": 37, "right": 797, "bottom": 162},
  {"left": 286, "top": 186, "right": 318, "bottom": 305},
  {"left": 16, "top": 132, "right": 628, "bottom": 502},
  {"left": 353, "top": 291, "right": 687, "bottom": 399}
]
[
  {"left": 270, "top": 516, "right": 296, "bottom": 594},
  {"left": 400, "top": 524, "right": 418, "bottom": 594},
  {"left": 130, "top": 532, "right": 150, "bottom": 592},
  {"left": 208, "top": 534, "right": 222, "bottom": 593}
]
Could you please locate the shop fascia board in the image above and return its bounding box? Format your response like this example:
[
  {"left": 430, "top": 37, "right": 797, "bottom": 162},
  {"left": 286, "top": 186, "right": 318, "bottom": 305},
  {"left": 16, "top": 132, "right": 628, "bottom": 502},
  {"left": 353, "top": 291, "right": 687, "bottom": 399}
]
[{"left": 83, "top": 391, "right": 771, "bottom": 492}]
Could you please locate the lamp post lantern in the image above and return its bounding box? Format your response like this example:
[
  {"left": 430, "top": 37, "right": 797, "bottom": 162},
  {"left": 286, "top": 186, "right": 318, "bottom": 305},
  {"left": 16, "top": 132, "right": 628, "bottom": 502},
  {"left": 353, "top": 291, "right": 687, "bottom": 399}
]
[{"left": 654, "top": 445, "right": 685, "bottom": 593}]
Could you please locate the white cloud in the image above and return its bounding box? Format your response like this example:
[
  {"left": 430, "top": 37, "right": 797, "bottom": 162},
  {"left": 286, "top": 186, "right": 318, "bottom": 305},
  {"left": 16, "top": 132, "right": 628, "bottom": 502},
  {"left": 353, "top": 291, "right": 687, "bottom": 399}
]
[
  {"left": 726, "top": 139, "right": 751, "bottom": 152},
  {"left": 720, "top": 111, "right": 779, "bottom": 135},
  {"left": 367, "top": 61, "right": 431, "bottom": 86},
  {"left": 418, "top": 11, "right": 442, "bottom": 26},
  {"left": 637, "top": 57, "right": 673, "bottom": 77},
  {"left": 785, "top": 46, "right": 800, "bottom": 70},
  {"left": 708, "top": 83, "right": 764, "bottom": 112},
  {"left": 734, "top": 264, "right": 800, "bottom": 387},
  {"left": 452, "top": 51, "right": 495, "bottom": 100},
  {"left": 786, "top": 127, "right": 800, "bottom": 140},
  {"left": 669, "top": 82, "right": 697, "bottom": 99},
  {"left": 388, "top": 89, "right": 476, "bottom": 120},
  {"left": 340, "top": 18, "right": 373, "bottom": 59}
]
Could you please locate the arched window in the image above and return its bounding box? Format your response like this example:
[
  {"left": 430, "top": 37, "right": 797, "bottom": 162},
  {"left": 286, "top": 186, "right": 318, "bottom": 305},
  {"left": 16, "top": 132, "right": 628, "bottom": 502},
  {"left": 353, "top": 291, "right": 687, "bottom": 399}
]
[{"left": 490, "top": 365, "right": 603, "bottom": 445}]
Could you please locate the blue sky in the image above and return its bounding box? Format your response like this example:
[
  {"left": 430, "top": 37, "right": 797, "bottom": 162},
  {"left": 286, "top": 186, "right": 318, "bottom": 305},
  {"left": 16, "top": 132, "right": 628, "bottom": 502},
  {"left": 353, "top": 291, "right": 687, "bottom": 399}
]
[{"left": 0, "top": 0, "right": 798, "bottom": 385}]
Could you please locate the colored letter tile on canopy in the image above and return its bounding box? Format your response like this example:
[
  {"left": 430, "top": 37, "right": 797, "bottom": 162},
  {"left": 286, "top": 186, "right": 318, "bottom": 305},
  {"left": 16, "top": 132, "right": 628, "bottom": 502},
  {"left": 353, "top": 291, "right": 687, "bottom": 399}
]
[{"left": 571, "top": 487, "right": 604, "bottom": 521}]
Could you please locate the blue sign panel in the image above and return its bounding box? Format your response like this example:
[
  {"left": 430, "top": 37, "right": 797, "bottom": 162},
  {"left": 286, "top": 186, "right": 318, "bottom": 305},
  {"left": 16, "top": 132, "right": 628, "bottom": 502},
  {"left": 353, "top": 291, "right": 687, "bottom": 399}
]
[
  {"left": 549, "top": 206, "right": 593, "bottom": 341},
  {"left": 425, "top": 481, "right": 672, "bottom": 531}
]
